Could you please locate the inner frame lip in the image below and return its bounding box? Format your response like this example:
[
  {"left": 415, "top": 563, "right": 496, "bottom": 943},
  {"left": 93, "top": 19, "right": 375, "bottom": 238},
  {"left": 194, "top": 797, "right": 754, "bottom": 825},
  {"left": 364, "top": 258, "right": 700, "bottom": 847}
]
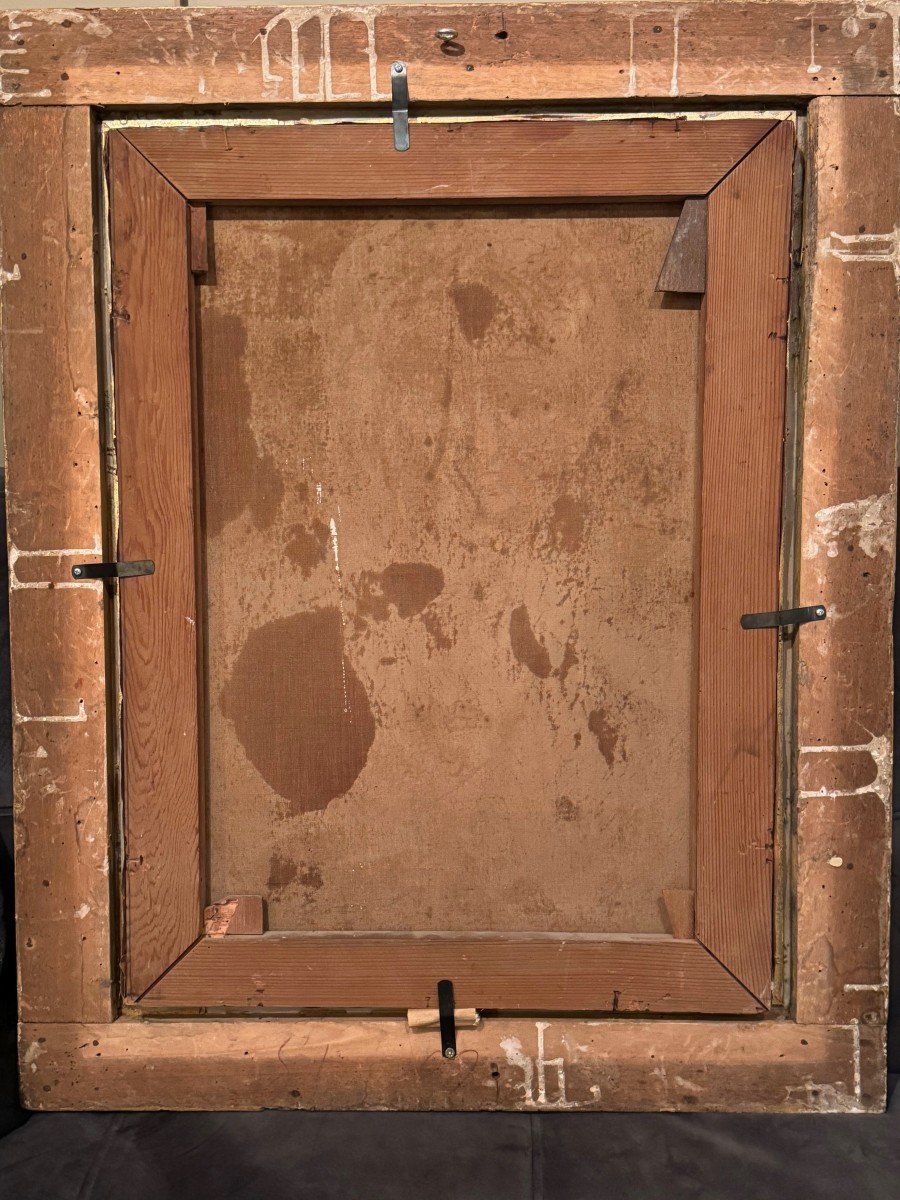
[{"left": 97, "top": 109, "right": 799, "bottom": 1020}]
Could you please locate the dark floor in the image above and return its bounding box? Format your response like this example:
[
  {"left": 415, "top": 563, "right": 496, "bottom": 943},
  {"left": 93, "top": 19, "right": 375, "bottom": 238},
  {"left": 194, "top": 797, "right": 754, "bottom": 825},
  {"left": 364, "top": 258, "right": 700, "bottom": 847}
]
[{"left": 0, "top": 1093, "right": 898, "bottom": 1200}]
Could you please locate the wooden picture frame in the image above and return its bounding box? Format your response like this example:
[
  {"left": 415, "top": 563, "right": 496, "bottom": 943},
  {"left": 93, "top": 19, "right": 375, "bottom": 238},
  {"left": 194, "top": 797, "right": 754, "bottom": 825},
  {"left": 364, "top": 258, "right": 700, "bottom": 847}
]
[
  {"left": 109, "top": 116, "right": 790, "bottom": 1017},
  {"left": 0, "top": 3, "right": 895, "bottom": 1113}
]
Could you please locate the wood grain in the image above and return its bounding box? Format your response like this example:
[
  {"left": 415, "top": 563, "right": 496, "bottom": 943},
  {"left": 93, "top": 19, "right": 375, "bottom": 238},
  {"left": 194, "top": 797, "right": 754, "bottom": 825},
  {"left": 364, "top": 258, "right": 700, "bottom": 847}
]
[
  {"left": 0, "top": 107, "right": 112, "bottom": 1024},
  {"left": 20, "top": 1018, "right": 884, "bottom": 1113},
  {"left": 695, "top": 122, "right": 794, "bottom": 1003},
  {"left": 0, "top": 4, "right": 893, "bottom": 107},
  {"left": 123, "top": 120, "right": 776, "bottom": 203},
  {"left": 795, "top": 98, "right": 899, "bottom": 1026},
  {"left": 657, "top": 198, "right": 707, "bottom": 293},
  {"left": 109, "top": 131, "right": 203, "bottom": 998},
  {"left": 189, "top": 204, "right": 208, "bottom": 274},
  {"left": 142, "top": 934, "right": 762, "bottom": 1013},
  {"left": 0, "top": 107, "right": 102, "bottom": 550},
  {"left": 204, "top": 897, "right": 266, "bottom": 938},
  {"left": 661, "top": 890, "right": 695, "bottom": 939}
]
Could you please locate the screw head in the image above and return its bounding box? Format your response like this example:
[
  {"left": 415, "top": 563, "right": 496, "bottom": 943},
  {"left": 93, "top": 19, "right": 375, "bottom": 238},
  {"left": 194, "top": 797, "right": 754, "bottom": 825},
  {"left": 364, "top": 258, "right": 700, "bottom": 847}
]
[
  {"left": 817, "top": 607, "right": 825, "bottom": 616},
  {"left": 443, "top": 1047, "right": 456, "bottom": 1059},
  {"left": 392, "top": 61, "right": 404, "bottom": 73},
  {"left": 73, "top": 567, "right": 83, "bottom": 578}
]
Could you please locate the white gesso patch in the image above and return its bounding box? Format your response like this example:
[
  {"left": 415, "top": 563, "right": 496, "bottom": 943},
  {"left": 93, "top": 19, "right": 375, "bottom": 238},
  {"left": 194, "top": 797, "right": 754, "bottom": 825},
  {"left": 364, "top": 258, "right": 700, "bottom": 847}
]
[
  {"left": 799, "top": 733, "right": 892, "bottom": 815},
  {"left": 803, "top": 492, "right": 895, "bottom": 561},
  {"left": 499, "top": 1024, "right": 577, "bottom": 1109},
  {"left": 259, "top": 7, "right": 388, "bottom": 103},
  {"left": 329, "top": 516, "right": 350, "bottom": 714},
  {"left": 22, "top": 1041, "right": 46, "bottom": 1074}
]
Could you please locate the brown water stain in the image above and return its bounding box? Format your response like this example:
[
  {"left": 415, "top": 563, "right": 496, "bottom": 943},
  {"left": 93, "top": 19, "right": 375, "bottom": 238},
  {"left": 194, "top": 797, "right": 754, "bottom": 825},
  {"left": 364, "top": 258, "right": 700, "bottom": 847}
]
[
  {"left": 285, "top": 519, "right": 330, "bottom": 578},
  {"left": 588, "top": 706, "right": 620, "bottom": 768},
  {"left": 608, "top": 370, "right": 634, "bottom": 426},
  {"left": 555, "top": 796, "right": 580, "bottom": 822},
  {"left": 267, "top": 853, "right": 297, "bottom": 892},
  {"left": 426, "top": 372, "right": 453, "bottom": 481},
  {"left": 509, "top": 605, "right": 552, "bottom": 679},
  {"left": 422, "top": 607, "right": 454, "bottom": 652},
  {"left": 222, "top": 608, "right": 375, "bottom": 814},
  {"left": 546, "top": 494, "right": 586, "bottom": 554},
  {"left": 297, "top": 863, "right": 324, "bottom": 890},
  {"left": 555, "top": 635, "right": 578, "bottom": 683},
  {"left": 356, "top": 562, "right": 445, "bottom": 621},
  {"left": 199, "top": 313, "right": 284, "bottom": 536},
  {"left": 450, "top": 281, "right": 498, "bottom": 343}
]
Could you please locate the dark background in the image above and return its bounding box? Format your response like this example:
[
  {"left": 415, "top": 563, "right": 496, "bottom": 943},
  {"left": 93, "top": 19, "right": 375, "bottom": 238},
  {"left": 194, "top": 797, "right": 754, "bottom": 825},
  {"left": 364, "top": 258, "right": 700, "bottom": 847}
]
[{"left": 0, "top": 468, "right": 897, "bottom": 1197}]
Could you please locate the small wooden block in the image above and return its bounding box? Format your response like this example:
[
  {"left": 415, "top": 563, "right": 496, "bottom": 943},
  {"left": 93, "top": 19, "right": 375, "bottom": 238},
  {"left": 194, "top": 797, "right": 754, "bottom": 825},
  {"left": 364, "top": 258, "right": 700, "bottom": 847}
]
[
  {"left": 204, "top": 896, "right": 265, "bottom": 937},
  {"left": 661, "top": 889, "right": 695, "bottom": 940},
  {"left": 407, "top": 1007, "right": 481, "bottom": 1031},
  {"left": 189, "top": 203, "right": 208, "bottom": 274},
  {"left": 657, "top": 197, "right": 707, "bottom": 294}
]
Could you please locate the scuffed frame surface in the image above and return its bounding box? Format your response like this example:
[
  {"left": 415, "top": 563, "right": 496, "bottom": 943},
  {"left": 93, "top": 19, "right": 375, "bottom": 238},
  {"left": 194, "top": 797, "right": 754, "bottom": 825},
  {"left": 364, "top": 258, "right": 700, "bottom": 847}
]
[{"left": 0, "top": 3, "right": 897, "bottom": 106}]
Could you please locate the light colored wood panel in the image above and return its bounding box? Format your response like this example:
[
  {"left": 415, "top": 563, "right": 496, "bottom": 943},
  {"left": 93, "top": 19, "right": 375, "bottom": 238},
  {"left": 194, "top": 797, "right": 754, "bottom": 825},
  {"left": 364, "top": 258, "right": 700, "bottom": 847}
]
[
  {"left": 407, "top": 1007, "right": 480, "bottom": 1030},
  {"left": 7, "top": 1, "right": 181, "bottom": 7},
  {"left": 0, "top": 106, "right": 102, "bottom": 549},
  {"left": 20, "top": 1018, "right": 884, "bottom": 1113},
  {"left": 124, "top": 120, "right": 776, "bottom": 202},
  {"left": 0, "top": 106, "right": 112, "bottom": 1024},
  {"left": 12, "top": 716, "right": 112, "bottom": 1025},
  {"left": 201, "top": 203, "right": 699, "bottom": 937},
  {"left": 108, "top": 131, "right": 202, "bottom": 998},
  {"left": 0, "top": 4, "right": 892, "bottom": 106},
  {"left": 142, "top": 934, "right": 762, "bottom": 1013},
  {"left": 695, "top": 122, "right": 794, "bottom": 1001},
  {"left": 795, "top": 97, "right": 898, "bottom": 1026},
  {"left": 797, "top": 792, "right": 891, "bottom": 1023},
  {"left": 9, "top": 577, "right": 103, "bottom": 723},
  {"left": 204, "top": 896, "right": 266, "bottom": 937}
]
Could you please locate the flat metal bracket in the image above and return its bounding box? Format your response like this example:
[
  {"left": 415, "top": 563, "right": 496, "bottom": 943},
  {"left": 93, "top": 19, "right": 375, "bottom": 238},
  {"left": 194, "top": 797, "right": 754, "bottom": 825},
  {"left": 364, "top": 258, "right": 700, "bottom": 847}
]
[
  {"left": 391, "top": 61, "right": 409, "bottom": 152},
  {"left": 437, "top": 979, "right": 456, "bottom": 1059},
  {"left": 740, "top": 605, "right": 826, "bottom": 630},
  {"left": 71, "top": 560, "right": 155, "bottom": 581}
]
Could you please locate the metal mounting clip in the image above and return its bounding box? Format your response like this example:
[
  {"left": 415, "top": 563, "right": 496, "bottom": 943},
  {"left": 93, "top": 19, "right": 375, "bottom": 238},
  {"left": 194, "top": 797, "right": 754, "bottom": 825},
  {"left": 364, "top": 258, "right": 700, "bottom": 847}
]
[
  {"left": 437, "top": 979, "right": 456, "bottom": 1060},
  {"left": 71, "top": 560, "right": 155, "bottom": 581},
  {"left": 740, "top": 605, "right": 826, "bottom": 630},
  {"left": 391, "top": 61, "right": 409, "bottom": 152}
]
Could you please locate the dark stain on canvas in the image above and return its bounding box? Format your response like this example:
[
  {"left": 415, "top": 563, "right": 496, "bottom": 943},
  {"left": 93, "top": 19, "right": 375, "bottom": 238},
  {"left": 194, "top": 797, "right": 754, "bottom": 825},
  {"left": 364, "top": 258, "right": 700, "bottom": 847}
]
[
  {"left": 267, "top": 854, "right": 298, "bottom": 892},
  {"left": 450, "top": 281, "right": 498, "bottom": 343},
  {"left": 422, "top": 606, "right": 455, "bottom": 652},
  {"left": 588, "top": 706, "right": 620, "bottom": 768},
  {"left": 222, "top": 608, "right": 375, "bottom": 814},
  {"left": 509, "top": 604, "right": 552, "bottom": 679},
  {"left": 297, "top": 863, "right": 324, "bottom": 891},
  {"left": 555, "top": 635, "right": 578, "bottom": 683},
  {"left": 200, "top": 313, "right": 284, "bottom": 535},
  {"left": 546, "top": 494, "right": 586, "bottom": 554},
  {"left": 356, "top": 562, "right": 445, "bottom": 621},
  {"left": 285, "top": 519, "right": 330, "bottom": 577},
  {"left": 555, "top": 796, "right": 580, "bottom": 822}
]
